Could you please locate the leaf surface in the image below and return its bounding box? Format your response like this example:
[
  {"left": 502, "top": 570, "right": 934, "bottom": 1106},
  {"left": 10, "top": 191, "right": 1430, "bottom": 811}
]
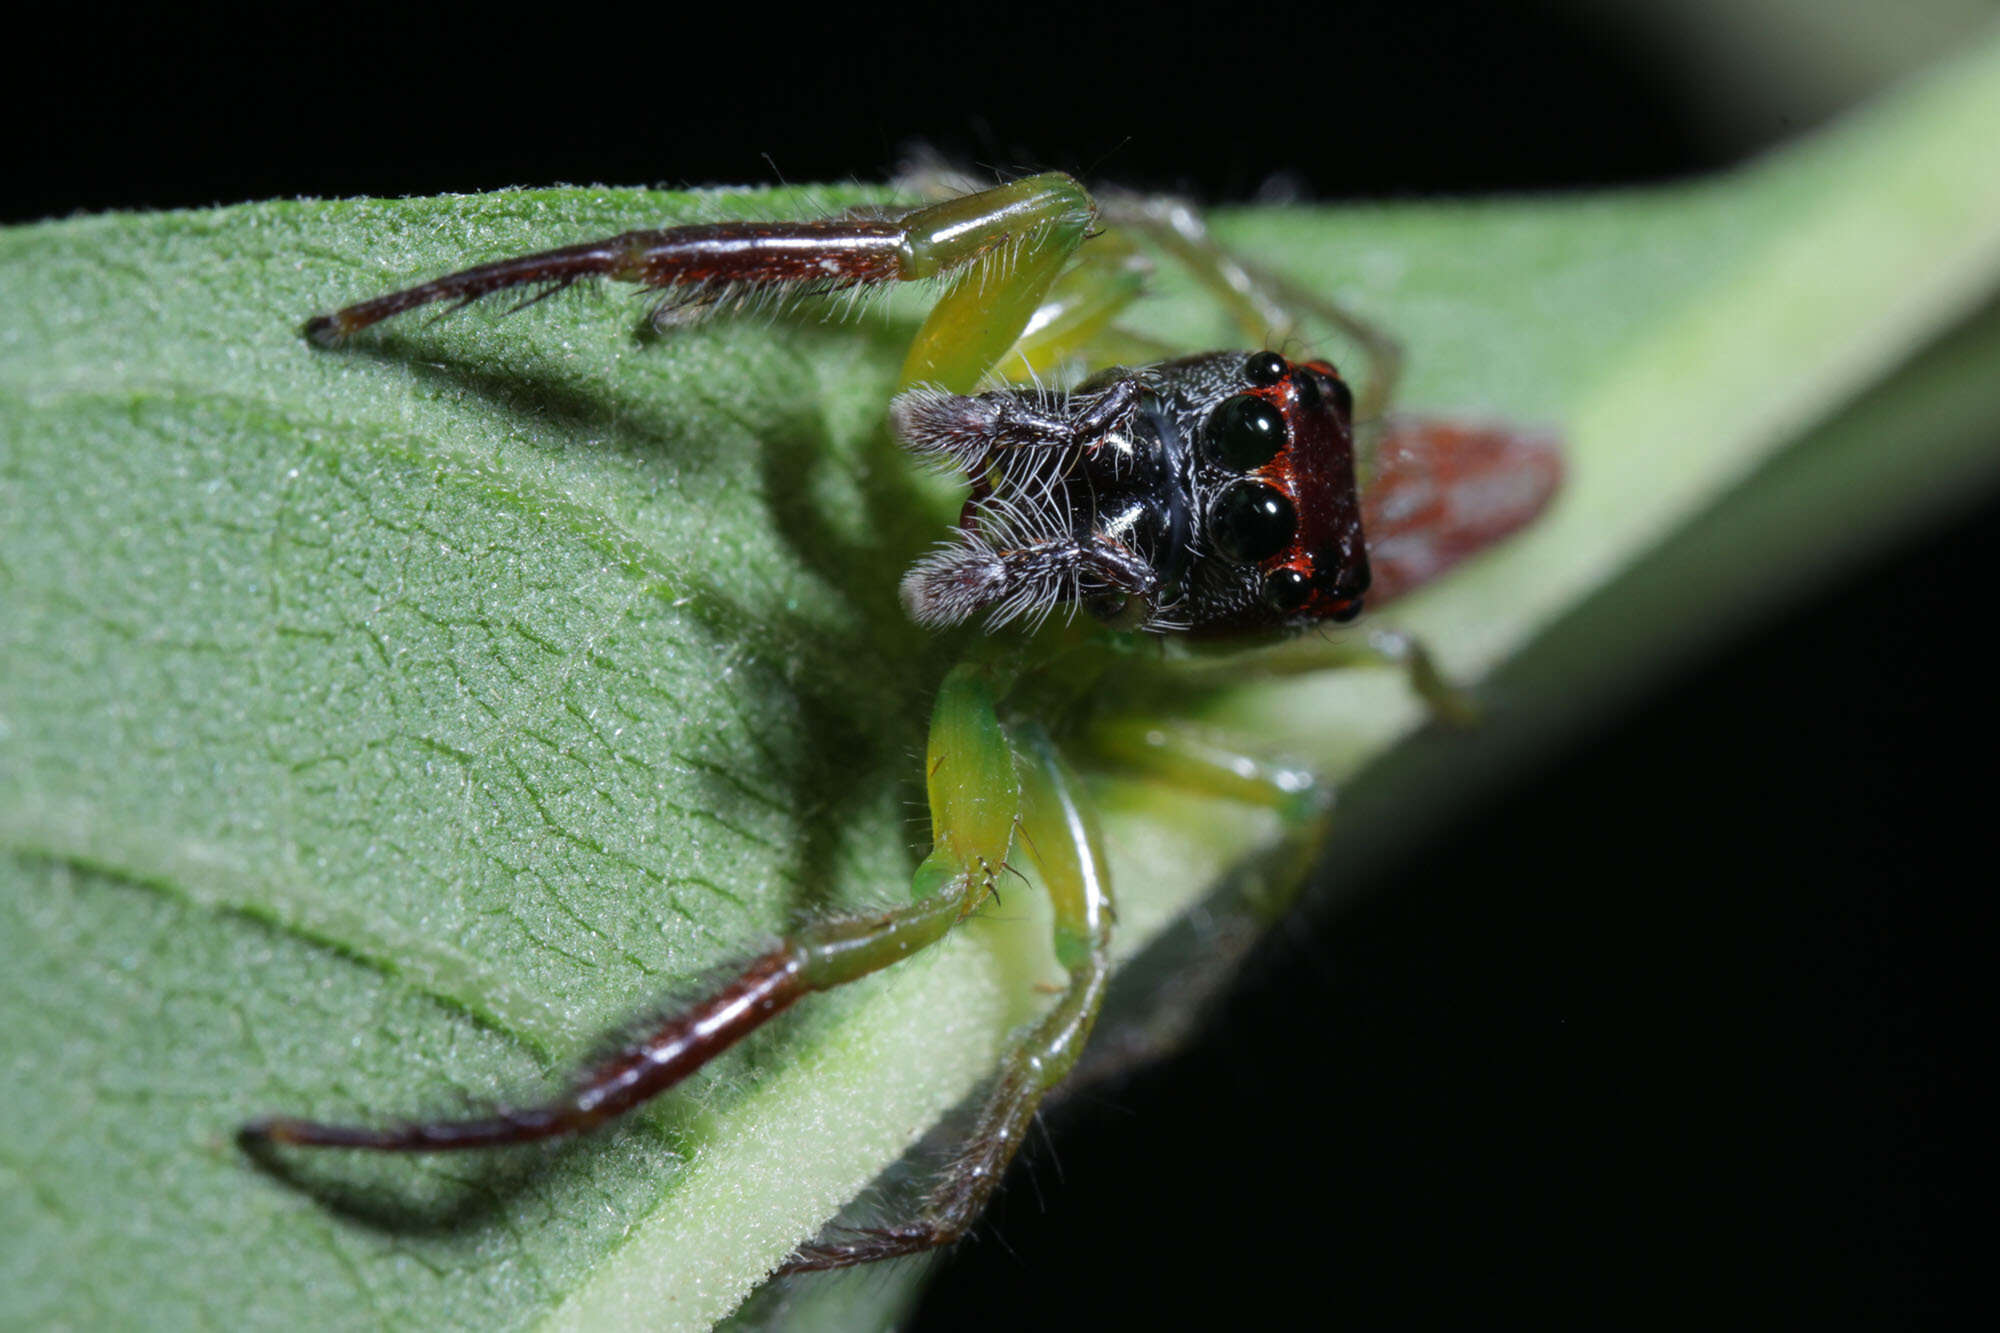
[{"left": 4, "top": 31, "right": 1999, "bottom": 1331}]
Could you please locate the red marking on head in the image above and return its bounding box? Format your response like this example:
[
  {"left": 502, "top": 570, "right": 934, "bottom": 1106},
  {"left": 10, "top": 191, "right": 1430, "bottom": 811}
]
[{"left": 1245, "top": 359, "right": 1370, "bottom": 619}]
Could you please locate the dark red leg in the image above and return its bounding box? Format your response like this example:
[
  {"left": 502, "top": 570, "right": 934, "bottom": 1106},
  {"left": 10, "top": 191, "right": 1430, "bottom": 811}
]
[
  {"left": 302, "top": 220, "right": 906, "bottom": 345},
  {"left": 242, "top": 948, "right": 811, "bottom": 1150},
  {"left": 241, "top": 664, "right": 1017, "bottom": 1156},
  {"left": 300, "top": 173, "right": 1099, "bottom": 395}
]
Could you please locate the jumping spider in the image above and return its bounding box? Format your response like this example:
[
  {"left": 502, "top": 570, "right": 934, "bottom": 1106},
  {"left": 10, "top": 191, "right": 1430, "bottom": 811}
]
[{"left": 243, "top": 169, "right": 1561, "bottom": 1272}]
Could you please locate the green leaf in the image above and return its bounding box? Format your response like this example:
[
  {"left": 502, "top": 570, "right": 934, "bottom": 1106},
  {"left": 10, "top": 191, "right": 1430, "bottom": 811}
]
[{"left": 6, "top": 31, "right": 2000, "bottom": 1331}]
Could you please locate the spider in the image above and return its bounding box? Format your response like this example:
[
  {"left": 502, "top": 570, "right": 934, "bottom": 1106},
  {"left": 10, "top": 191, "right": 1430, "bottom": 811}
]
[{"left": 240, "top": 169, "right": 1561, "bottom": 1272}]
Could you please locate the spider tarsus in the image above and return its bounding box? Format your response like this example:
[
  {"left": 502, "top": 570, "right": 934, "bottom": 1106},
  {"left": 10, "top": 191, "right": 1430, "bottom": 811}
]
[
  {"left": 238, "top": 1115, "right": 333, "bottom": 1148},
  {"left": 237, "top": 1111, "right": 570, "bottom": 1152},
  {"left": 239, "top": 1115, "right": 411, "bottom": 1150},
  {"left": 300, "top": 313, "right": 345, "bottom": 347}
]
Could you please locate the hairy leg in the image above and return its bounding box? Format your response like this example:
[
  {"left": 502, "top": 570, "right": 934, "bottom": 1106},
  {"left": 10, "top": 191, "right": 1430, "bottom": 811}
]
[
  {"left": 240, "top": 662, "right": 1022, "bottom": 1152},
  {"left": 900, "top": 529, "right": 1159, "bottom": 631},
  {"left": 784, "top": 721, "right": 1115, "bottom": 1270},
  {"left": 304, "top": 175, "right": 1098, "bottom": 394}
]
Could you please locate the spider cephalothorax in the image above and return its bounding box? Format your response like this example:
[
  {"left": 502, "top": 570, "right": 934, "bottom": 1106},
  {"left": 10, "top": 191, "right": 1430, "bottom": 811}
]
[{"left": 895, "top": 349, "right": 1369, "bottom": 636}]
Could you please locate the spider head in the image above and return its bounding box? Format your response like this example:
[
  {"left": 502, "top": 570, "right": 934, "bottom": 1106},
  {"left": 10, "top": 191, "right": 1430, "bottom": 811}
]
[{"left": 1176, "top": 351, "right": 1370, "bottom": 636}]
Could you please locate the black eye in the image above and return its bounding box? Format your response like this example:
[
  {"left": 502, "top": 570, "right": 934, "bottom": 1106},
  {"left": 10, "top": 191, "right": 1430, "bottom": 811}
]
[
  {"left": 1325, "top": 371, "right": 1354, "bottom": 417},
  {"left": 1262, "top": 566, "right": 1311, "bottom": 613},
  {"left": 1204, "top": 395, "right": 1288, "bottom": 471},
  {"left": 1207, "top": 481, "right": 1296, "bottom": 563},
  {"left": 1243, "top": 351, "right": 1287, "bottom": 387}
]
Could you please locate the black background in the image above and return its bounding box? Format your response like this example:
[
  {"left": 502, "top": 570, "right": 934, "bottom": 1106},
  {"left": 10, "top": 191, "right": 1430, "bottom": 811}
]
[
  {"left": 16, "top": 2, "right": 1708, "bottom": 220},
  {"left": 14, "top": 1, "right": 1979, "bottom": 1326}
]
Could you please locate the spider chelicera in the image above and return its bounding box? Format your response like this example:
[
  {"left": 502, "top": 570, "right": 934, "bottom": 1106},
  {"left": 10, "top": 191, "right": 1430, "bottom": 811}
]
[{"left": 240, "top": 169, "right": 1561, "bottom": 1272}]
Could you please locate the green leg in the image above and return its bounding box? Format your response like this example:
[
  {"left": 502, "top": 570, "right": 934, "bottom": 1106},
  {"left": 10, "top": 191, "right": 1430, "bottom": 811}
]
[
  {"left": 242, "top": 662, "right": 1020, "bottom": 1154},
  {"left": 995, "top": 232, "right": 1153, "bottom": 380},
  {"left": 797, "top": 659, "right": 1022, "bottom": 986},
  {"left": 1236, "top": 258, "right": 1406, "bottom": 428},
  {"left": 1052, "top": 714, "right": 1336, "bottom": 1090},
  {"left": 1084, "top": 714, "right": 1326, "bottom": 823},
  {"left": 784, "top": 721, "right": 1115, "bottom": 1271},
  {"left": 1352, "top": 626, "right": 1479, "bottom": 727},
  {"left": 896, "top": 173, "right": 1098, "bottom": 391},
  {"left": 1100, "top": 189, "right": 1405, "bottom": 424},
  {"left": 884, "top": 160, "right": 1146, "bottom": 366},
  {"left": 1081, "top": 710, "right": 1333, "bottom": 922},
  {"left": 1165, "top": 624, "right": 1479, "bottom": 728}
]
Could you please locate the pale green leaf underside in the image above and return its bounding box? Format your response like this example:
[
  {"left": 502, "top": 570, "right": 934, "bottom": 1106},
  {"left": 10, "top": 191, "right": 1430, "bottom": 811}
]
[{"left": 5, "top": 32, "right": 2000, "bottom": 1331}]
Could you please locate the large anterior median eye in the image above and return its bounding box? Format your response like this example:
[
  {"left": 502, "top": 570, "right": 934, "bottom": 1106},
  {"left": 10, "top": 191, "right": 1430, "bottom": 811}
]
[
  {"left": 1203, "top": 395, "right": 1287, "bottom": 471},
  {"left": 1207, "top": 480, "right": 1296, "bottom": 563}
]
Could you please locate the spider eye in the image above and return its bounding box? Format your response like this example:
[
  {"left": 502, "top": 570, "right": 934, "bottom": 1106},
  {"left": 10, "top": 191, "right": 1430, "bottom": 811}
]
[
  {"left": 1293, "top": 371, "right": 1322, "bottom": 411},
  {"left": 1208, "top": 480, "right": 1296, "bottom": 563},
  {"left": 1261, "top": 566, "right": 1311, "bottom": 613},
  {"left": 1243, "top": 351, "right": 1287, "bottom": 387},
  {"left": 1204, "top": 395, "right": 1288, "bottom": 471},
  {"left": 1292, "top": 364, "right": 1354, "bottom": 418},
  {"left": 1325, "top": 371, "right": 1354, "bottom": 417}
]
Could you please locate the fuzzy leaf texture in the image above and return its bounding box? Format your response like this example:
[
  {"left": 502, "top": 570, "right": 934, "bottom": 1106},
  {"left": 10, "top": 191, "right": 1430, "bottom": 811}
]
[{"left": 5, "top": 31, "right": 2000, "bottom": 1332}]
